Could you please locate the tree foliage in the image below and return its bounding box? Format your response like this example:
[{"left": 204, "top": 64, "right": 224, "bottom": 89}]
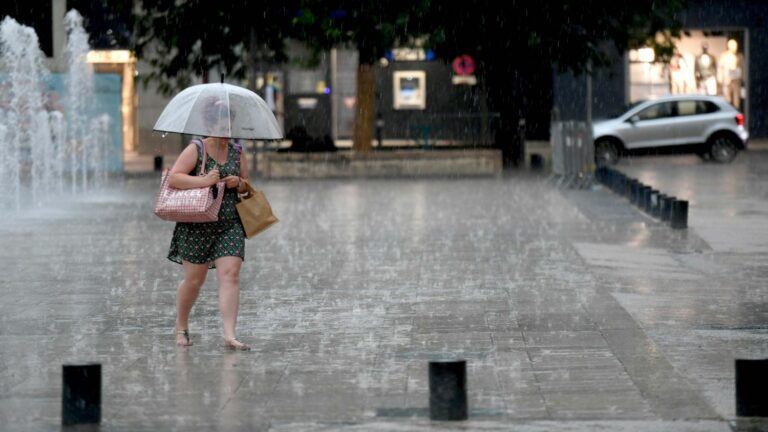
[
  {"left": 134, "top": 0, "right": 683, "bottom": 94},
  {"left": 133, "top": 0, "right": 297, "bottom": 95},
  {"left": 67, "top": 0, "right": 134, "bottom": 50},
  {"left": 427, "top": 0, "right": 684, "bottom": 75},
  {"left": 422, "top": 0, "right": 684, "bottom": 137},
  {"left": 132, "top": 0, "right": 685, "bottom": 143},
  {"left": 291, "top": 0, "right": 431, "bottom": 64}
]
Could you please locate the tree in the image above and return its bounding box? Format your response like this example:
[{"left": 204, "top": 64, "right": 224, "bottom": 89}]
[
  {"left": 292, "top": 0, "right": 432, "bottom": 152},
  {"left": 133, "top": 0, "right": 297, "bottom": 95},
  {"left": 425, "top": 0, "right": 684, "bottom": 138},
  {"left": 66, "top": 0, "right": 134, "bottom": 50},
  {"left": 133, "top": 0, "right": 684, "bottom": 150}
]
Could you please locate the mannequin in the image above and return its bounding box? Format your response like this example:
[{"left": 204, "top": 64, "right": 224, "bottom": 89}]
[
  {"left": 718, "top": 39, "right": 744, "bottom": 109},
  {"left": 264, "top": 74, "right": 279, "bottom": 115},
  {"left": 670, "top": 52, "right": 696, "bottom": 94},
  {"left": 695, "top": 42, "right": 718, "bottom": 95}
]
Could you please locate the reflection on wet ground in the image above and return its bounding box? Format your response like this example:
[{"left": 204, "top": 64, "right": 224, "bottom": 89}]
[{"left": 1, "top": 152, "right": 767, "bottom": 431}]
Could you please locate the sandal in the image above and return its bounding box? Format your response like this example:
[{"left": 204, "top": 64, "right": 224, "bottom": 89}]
[
  {"left": 176, "top": 329, "right": 193, "bottom": 346},
  {"left": 223, "top": 338, "right": 251, "bottom": 351}
]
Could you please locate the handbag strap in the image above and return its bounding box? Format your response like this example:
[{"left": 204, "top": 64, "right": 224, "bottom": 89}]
[
  {"left": 234, "top": 140, "right": 242, "bottom": 163},
  {"left": 191, "top": 138, "right": 208, "bottom": 176},
  {"left": 233, "top": 140, "right": 243, "bottom": 174}
]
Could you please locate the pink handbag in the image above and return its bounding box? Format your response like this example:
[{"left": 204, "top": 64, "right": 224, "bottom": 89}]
[{"left": 153, "top": 140, "right": 225, "bottom": 223}]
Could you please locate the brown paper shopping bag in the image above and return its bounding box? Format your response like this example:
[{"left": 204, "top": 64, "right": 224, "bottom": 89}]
[{"left": 235, "top": 180, "right": 278, "bottom": 238}]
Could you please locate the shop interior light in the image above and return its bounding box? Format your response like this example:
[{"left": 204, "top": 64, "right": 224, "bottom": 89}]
[
  {"left": 638, "top": 47, "right": 655, "bottom": 63},
  {"left": 86, "top": 49, "right": 133, "bottom": 63}
]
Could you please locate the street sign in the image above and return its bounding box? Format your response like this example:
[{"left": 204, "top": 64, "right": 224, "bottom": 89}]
[{"left": 452, "top": 55, "right": 476, "bottom": 76}]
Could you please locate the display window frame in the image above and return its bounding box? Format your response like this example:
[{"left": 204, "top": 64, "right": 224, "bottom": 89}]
[{"left": 627, "top": 28, "right": 748, "bottom": 116}]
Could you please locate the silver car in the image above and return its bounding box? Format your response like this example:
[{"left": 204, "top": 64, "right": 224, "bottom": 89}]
[{"left": 593, "top": 95, "right": 748, "bottom": 165}]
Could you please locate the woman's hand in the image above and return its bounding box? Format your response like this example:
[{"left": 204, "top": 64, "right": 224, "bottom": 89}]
[
  {"left": 223, "top": 175, "right": 241, "bottom": 189},
  {"left": 204, "top": 169, "right": 220, "bottom": 186}
]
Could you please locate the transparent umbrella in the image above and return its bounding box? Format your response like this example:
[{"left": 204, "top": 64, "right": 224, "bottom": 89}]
[{"left": 153, "top": 83, "right": 282, "bottom": 140}]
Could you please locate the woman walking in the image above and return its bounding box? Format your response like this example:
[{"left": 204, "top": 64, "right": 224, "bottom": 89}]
[{"left": 166, "top": 99, "right": 251, "bottom": 350}]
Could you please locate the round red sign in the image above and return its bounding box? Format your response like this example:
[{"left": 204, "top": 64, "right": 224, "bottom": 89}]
[{"left": 452, "top": 55, "right": 476, "bottom": 76}]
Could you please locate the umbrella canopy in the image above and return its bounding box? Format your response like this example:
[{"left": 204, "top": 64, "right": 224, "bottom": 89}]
[{"left": 153, "top": 83, "right": 283, "bottom": 140}]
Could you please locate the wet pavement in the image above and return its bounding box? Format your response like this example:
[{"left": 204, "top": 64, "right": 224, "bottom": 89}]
[{"left": 1, "top": 150, "right": 767, "bottom": 431}]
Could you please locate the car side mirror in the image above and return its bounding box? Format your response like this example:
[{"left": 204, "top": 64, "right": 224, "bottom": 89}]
[{"left": 628, "top": 115, "right": 640, "bottom": 124}]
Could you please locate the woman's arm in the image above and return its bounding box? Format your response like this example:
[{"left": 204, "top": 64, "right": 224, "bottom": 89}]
[{"left": 168, "top": 143, "right": 219, "bottom": 189}]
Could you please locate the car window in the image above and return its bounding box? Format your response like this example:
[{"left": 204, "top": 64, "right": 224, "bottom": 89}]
[
  {"left": 677, "top": 101, "right": 697, "bottom": 116},
  {"left": 609, "top": 101, "right": 645, "bottom": 118},
  {"left": 636, "top": 102, "right": 675, "bottom": 120},
  {"left": 696, "top": 101, "right": 719, "bottom": 114}
]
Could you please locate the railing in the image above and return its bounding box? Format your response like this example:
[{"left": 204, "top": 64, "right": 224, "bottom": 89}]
[
  {"left": 550, "top": 121, "right": 594, "bottom": 187},
  {"left": 402, "top": 113, "right": 500, "bottom": 148}
]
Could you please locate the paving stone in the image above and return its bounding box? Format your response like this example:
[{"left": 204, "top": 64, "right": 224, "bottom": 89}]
[{"left": 2, "top": 154, "right": 768, "bottom": 430}]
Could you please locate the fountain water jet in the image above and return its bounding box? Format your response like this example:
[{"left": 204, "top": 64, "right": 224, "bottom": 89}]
[
  {"left": 0, "top": 16, "right": 49, "bottom": 209},
  {"left": 64, "top": 9, "right": 95, "bottom": 194},
  {"left": 0, "top": 10, "right": 114, "bottom": 211}
]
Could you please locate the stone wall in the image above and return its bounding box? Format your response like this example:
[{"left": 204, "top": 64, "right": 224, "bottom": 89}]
[{"left": 256, "top": 149, "right": 502, "bottom": 179}]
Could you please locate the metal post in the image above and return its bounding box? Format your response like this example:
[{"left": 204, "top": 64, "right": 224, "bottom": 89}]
[
  {"left": 637, "top": 185, "right": 650, "bottom": 207},
  {"left": 530, "top": 153, "right": 544, "bottom": 170},
  {"left": 646, "top": 189, "right": 657, "bottom": 213},
  {"left": 586, "top": 61, "right": 592, "bottom": 129},
  {"left": 736, "top": 359, "right": 768, "bottom": 417},
  {"left": 62, "top": 363, "right": 101, "bottom": 426},
  {"left": 629, "top": 180, "right": 639, "bottom": 203},
  {"left": 375, "top": 114, "right": 384, "bottom": 148},
  {"left": 661, "top": 196, "right": 675, "bottom": 221},
  {"left": 654, "top": 194, "right": 666, "bottom": 218},
  {"left": 429, "top": 360, "right": 468, "bottom": 421},
  {"left": 670, "top": 200, "right": 689, "bottom": 229}
]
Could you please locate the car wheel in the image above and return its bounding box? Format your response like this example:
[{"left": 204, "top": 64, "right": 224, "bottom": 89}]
[
  {"left": 595, "top": 139, "right": 620, "bottom": 166},
  {"left": 709, "top": 134, "right": 739, "bottom": 163}
]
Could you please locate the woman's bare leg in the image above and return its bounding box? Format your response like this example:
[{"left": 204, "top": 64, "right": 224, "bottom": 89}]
[
  {"left": 175, "top": 261, "right": 209, "bottom": 345},
  {"left": 214, "top": 256, "right": 248, "bottom": 348}
]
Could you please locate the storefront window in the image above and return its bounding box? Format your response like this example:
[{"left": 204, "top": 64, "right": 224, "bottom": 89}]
[{"left": 629, "top": 29, "right": 746, "bottom": 111}]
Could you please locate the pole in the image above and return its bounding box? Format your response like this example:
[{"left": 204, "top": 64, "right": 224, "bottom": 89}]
[{"left": 586, "top": 60, "right": 592, "bottom": 127}]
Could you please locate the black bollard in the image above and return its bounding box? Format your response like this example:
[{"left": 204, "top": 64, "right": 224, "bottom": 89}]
[
  {"left": 154, "top": 155, "right": 163, "bottom": 171},
  {"left": 653, "top": 194, "right": 666, "bottom": 218},
  {"left": 596, "top": 167, "right": 606, "bottom": 183},
  {"left": 670, "top": 199, "right": 689, "bottom": 229},
  {"left": 640, "top": 187, "right": 648, "bottom": 209},
  {"left": 62, "top": 363, "right": 101, "bottom": 426},
  {"left": 625, "top": 179, "right": 634, "bottom": 199},
  {"left": 645, "top": 190, "right": 658, "bottom": 213},
  {"left": 736, "top": 359, "right": 768, "bottom": 417},
  {"left": 609, "top": 170, "right": 619, "bottom": 192},
  {"left": 660, "top": 196, "right": 675, "bottom": 221},
  {"left": 629, "top": 181, "right": 639, "bottom": 203},
  {"left": 530, "top": 153, "right": 544, "bottom": 170},
  {"left": 429, "top": 360, "right": 468, "bottom": 421},
  {"left": 638, "top": 185, "right": 650, "bottom": 208},
  {"left": 616, "top": 173, "right": 627, "bottom": 195}
]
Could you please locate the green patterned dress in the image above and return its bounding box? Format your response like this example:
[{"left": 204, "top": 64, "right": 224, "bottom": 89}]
[{"left": 167, "top": 141, "right": 245, "bottom": 268}]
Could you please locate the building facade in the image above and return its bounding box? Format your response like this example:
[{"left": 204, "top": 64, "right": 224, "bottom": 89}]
[
  {"left": 13, "top": 0, "right": 765, "bottom": 164},
  {"left": 281, "top": 48, "right": 492, "bottom": 150}
]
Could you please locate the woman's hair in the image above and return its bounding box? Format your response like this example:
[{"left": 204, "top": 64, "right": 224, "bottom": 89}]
[{"left": 202, "top": 96, "right": 233, "bottom": 128}]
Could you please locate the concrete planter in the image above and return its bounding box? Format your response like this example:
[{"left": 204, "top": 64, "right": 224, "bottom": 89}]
[{"left": 256, "top": 149, "right": 503, "bottom": 179}]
